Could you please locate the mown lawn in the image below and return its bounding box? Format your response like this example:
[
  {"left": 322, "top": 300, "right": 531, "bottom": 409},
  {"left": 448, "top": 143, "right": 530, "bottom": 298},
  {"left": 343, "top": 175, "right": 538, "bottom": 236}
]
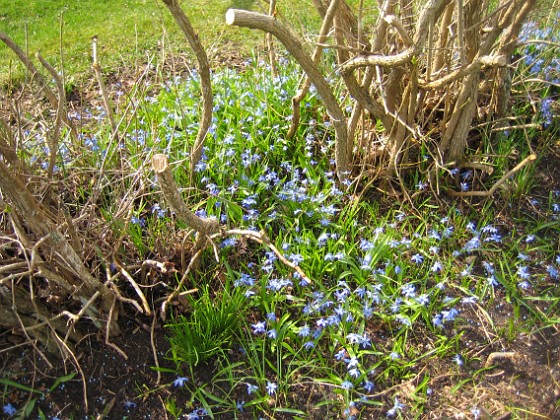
[{"left": 0, "top": 0, "right": 324, "bottom": 86}]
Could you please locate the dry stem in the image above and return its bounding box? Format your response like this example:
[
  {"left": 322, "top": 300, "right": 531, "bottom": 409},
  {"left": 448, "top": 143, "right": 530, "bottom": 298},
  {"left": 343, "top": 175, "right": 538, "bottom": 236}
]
[
  {"left": 448, "top": 153, "right": 537, "bottom": 197},
  {"left": 226, "top": 8, "right": 349, "bottom": 180},
  {"left": 162, "top": 0, "right": 213, "bottom": 178}
]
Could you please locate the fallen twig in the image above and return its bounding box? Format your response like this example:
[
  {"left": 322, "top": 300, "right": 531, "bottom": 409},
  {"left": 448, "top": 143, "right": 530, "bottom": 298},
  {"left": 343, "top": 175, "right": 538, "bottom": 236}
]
[
  {"left": 448, "top": 153, "right": 537, "bottom": 197},
  {"left": 161, "top": 248, "right": 202, "bottom": 320},
  {"left": 211, "top": 229, "right": 313, "bottom": 285}
]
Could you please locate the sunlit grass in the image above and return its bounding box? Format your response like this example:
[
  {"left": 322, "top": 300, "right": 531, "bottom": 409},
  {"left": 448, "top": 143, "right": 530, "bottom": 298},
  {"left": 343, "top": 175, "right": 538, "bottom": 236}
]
[{"left": 0, "top": 0, "right": 322, "bottom": 87}]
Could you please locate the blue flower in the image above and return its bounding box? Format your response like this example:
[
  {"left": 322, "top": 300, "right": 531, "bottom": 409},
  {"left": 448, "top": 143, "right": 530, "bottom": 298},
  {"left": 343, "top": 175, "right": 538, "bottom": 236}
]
[
  {"left": 442, "top": 308, "right": 459, "bottom": 322},
  {"left": 288, "top": 253, "right": 304, "bottom": 265},
  {"left": 340, "top": 380, "right": 354, "bottom": 390},
  {"left": 236, "top": 400, "right": 245, "bottom": 412},
  {"left": 265, "top": 381, "right": 277, "bottom": 395},
  {"left": 221, "top": 237, "right": 238, "bottom": 248},
  {"left": 346, "top": 356, "right": 359, "bottom": 369},
  {"left": 363, "top": 303, "right": 374, "bottom": 319},
  {"left": 518, "top": 280, "right": 531, "bottom": 290},
  {"left": 251, "top": 321, "right": 266, "bottom": 334},
  {"left": 410, "top": 253, "right": 424, "bottom": 264},
  {"left": 541, "top": 98, "right": 554, "bottom": 127},
  {"left": 386, "top": 397, "right": 404, "bottom": 418},
  {"left": 3, "top": 404, "right": 16, "bottom": 416},
  {"left": 453, "top": 354, "right": 464, "bottom": 366},
  {"left": 461, "top": 296, "right": 478, "bottom": 304},
  {"left": 363, "top": 380, "right": 375, "bottom": 392},
  {"left": 432, "top": 313, "right": 443, "bottom": 328},
  {"left": 246, "top": 383, "right": 259, "bottom": 395},
  {"left": 487, "top": 275, "right": 498, "bottom": 287},
  {"left": 335, "top": 348, "right": 347, "bottom": 361},
  {"left": 517, "top": 266, "right": 530, "bottom": 279},
  {"left": 303, "top": 341, "right": 316, "bottom": 350},
  {"left": 187, "top": 408, "right": 208, "bottom": 420},
  {"left": 401, "top": 284, "right": 416, "bottom": 298},
  {"left": 431, "top": 261, "right": 443, "bottom": 272},
  {"left": 298, "top": 324, "right": 311, "bottom": 337},
  {"left": 173, "top": 376, "right": 189, "bottom": 387},
  {"left": 416, "top": 294, "right": 430, "bottom": 305},
  {"left": 130, "top": 216, "right": 145, "bottom": 227},
  {"left": 360, "top": 239, "right": 375, "bottom": 251}
]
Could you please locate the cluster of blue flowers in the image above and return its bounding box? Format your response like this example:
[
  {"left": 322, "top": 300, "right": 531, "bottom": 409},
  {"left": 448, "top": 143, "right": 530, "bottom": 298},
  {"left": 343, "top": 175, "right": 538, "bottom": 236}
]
[
  {"left": 518, "top": 16, "right": 559, "bottom": 127},
  {"left": 80, "top": 53, "right": 559, "bottom": 418}
]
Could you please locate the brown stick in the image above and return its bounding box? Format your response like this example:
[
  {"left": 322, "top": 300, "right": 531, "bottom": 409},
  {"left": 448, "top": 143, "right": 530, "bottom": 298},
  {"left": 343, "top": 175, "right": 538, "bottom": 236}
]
[
  {"left": 152, "top": 154, "right": 219, "bottom": 235},
  {"left": 36, "top": 53, "right": 65, "bottom": 178},
  {"left": 448, "top": 153, "right": 537, "bottom": 197},
  {"left": 340, "top": 0, "right": 448, "bottom": 73},
  {"left": 162, "top": 0, "right": 213, "bottom": 178},
  {"left": 287, "top": 0, "right": 341, "bottom": 139},
  {"left": 0, "top": 161, "right": 117, "bottom": 319},
  {"left": 267, "top": 0, "right": 278, "bottom": 78},
  {"left": 160, "top": 248, "right": 202, "bottom": 319},
  {"left": 226, "top": 8, "right": 349, "bottom": 180},
  {"left": 91, "top": 36, "right": 117, "bottom": 134},
  {"left": 0, "top": 31, "right": 76, "bottom": 136},
  {"left": 0, "top": 31, "right": 58, "bottom": 107},
  {"left": 212, "top": 229, "right": 313, "bottom": 285}
]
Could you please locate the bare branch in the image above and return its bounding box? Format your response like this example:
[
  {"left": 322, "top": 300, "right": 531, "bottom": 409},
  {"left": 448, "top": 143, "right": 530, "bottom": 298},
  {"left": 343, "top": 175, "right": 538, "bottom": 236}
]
[
  {"left": 448, "top": 154, "right": 537, "bottom": 197},
  {"left": 152, "top": 154, "right": 219, "bottom": 235},
  {"left": 287, "top": 0, "right": 341, "bottom": 140},
  {"left": 226, "top": 8, "right": 349, "bottom": 180},
  {"left": 162, "top": 0, "right": 213, "bottom": 178},
  {"left": 341, "top": 0, "right": 448, "bottom": 73},
  {"left": 36, "top": 53, "right": 65, "bottom": 178}
]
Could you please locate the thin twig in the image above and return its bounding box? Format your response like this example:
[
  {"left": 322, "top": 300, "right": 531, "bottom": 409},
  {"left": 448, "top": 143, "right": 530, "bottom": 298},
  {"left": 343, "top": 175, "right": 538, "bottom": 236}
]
[
  {"left": 36, "top": 52, "right": 65, "bottom": 178},
  {"left": 116, "top": 264, "right": 152, "bottom": 315},
  {"left": 212, "top": 229, "right": 313, "bottom": 285},
  {"left": 151, "top": 313, "right": 161, "bottom": 386},
  {"left": 161, "top": 248, "right": 203, "bottom": 320},
  {"left": 63, "top": 291, "right": 101, "bottom": 343},
  {"left": 448, "top": 153, "right": 537, "bottom": 197},
  {"left": 105, "top": 295, "right": 128, "bottom": 360},
  {"left": 162, "top": 0, "right": 213, "bottom": 177},
  {"left": 91, "top": 36, "right": 117, "bottom": 134}
]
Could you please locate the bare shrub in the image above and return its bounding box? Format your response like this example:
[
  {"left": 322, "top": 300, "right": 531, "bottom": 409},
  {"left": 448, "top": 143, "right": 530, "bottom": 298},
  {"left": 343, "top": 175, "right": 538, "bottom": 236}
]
[{"left": 227, "top": 0, "right": 537, "bottom": 189}]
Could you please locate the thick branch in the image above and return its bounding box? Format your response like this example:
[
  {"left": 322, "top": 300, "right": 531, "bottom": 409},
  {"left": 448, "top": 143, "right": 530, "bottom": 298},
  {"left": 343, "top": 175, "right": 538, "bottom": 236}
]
[
  {"left": 341, "top": 0, "right": 448, "bottom": 73},
  {"left": 0, "top": 31, "right": 76, "bottom": 136},
  {"left": 420, "top": 55, "right": 506, "bottom": 89},
  {"left": 152, "top": 154, "right": 219, "bottom": 235},
  {"left": 226, "top": 9, "right": 349, "bottom": 180},
  {"left": 287, "top": 0, "right": 341, "bottom": 140},
  {"left": 0, "top": 161, "right": 116, "bottom": 322},
  {"left": 162, "top": 0, "right": 213, "bottom": 176}
]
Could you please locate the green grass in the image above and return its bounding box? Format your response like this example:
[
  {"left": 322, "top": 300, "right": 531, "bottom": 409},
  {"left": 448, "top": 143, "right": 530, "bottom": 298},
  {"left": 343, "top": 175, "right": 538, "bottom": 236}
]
[{"left": 0, "top": 0, "right": 325, "bottom": 87}]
